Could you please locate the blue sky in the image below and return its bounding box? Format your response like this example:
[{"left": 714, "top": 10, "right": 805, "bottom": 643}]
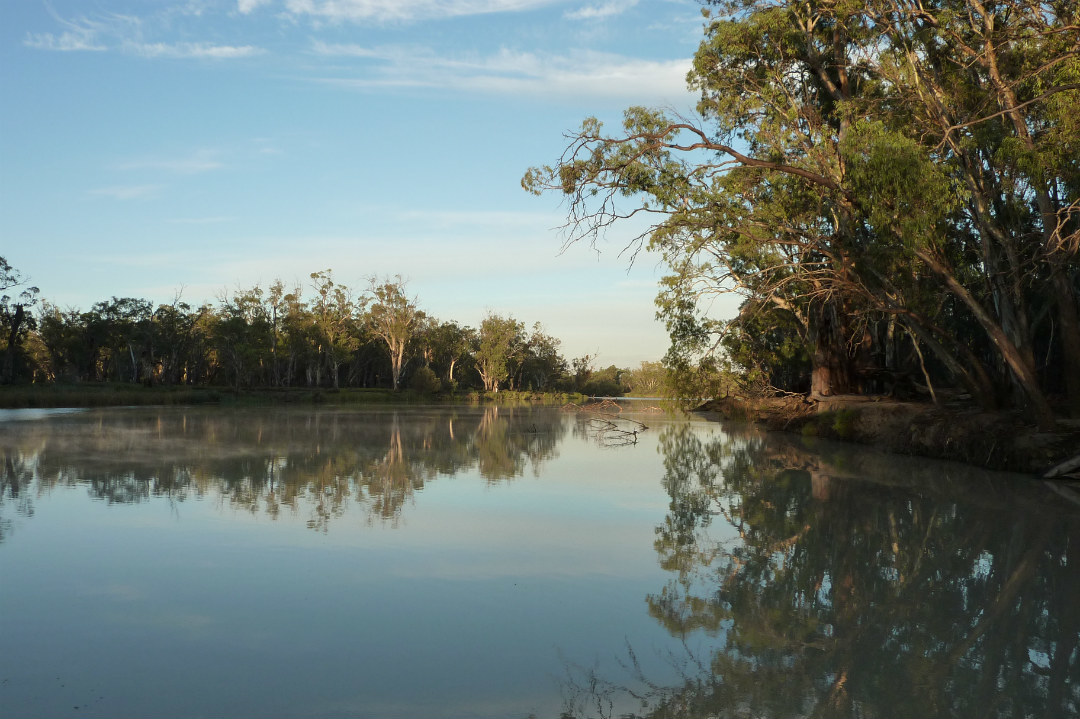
[{"left": 0, "top": 0, "right": 724, "bottom": 367}]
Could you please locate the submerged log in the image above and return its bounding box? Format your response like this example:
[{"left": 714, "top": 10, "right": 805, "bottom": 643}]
[{"left": 1044, "top": 453, "right": 1080, "bottom": 479}]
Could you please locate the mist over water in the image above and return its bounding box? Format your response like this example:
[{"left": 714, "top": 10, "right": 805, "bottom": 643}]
[{"left": 1, "top": 405, "right": 1076, "bottom": 718}]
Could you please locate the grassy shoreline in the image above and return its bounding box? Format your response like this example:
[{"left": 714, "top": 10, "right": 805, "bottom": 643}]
[{"left": 0, "top": 383, "right": 590, "bottom": 409}]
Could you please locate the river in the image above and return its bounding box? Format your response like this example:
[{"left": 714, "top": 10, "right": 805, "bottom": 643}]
[{"left": 0, "top": 403, "right": 1076, "bottom": 718}]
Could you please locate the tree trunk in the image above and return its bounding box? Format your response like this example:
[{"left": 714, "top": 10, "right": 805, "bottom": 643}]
[
  {"left": 1, "top": 304, "right": 24, "bottom": 383},
  {"left": 128, "top": 343, "right": 138, "bottom": 383},
  {"left": 917, "top": 249, "right": 1056, "bottom": 429},
  {"left": 391, "top": 344, "right": 403, "bottom": 390},
  {"left": 898, "top": 312, "right": 997, "bottom": 409},
  {"left": 809, "top": 303, "right": 854, "bottom": 397},
  {"left": 1050, "top": 264, "right": 1080, "bottom": 416}
]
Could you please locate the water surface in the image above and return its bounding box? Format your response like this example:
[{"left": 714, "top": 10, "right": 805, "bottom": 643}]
[{"left": 1, "top": 404, "right": 1076, "bottom": 718}]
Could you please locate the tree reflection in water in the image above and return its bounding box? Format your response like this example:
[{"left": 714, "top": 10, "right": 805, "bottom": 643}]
[
  {"left": 0, "top": 406, "right": 566, "bottom": 534},
  {"left": 565, "top": 424, "right": 1080, "bottom": 719}
]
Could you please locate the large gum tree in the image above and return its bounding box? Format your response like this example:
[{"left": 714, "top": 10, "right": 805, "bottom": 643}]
[
  {"left": 524, "top": 0, "right": 1078, "bottom": 429},
  {"left": 366, "top": 276, "right": 423, "bottom": 391}
]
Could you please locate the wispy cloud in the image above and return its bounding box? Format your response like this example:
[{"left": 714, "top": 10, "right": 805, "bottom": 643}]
[
  {"left": 88, "top": 185, "right": 163, "bottom": 200},
  {"left": 125, "top": 41, "right": 263, "bottom": 59},
  {"left": 166, "top": 216, "right": 236, "bottom": 225},
  {"left": 311, "top": 44, "right": 693, "bottom": 103},
  {"left": 392, "top": 208, "right": 558, "bottom": 229},
  {"left": 24, "top": 30, "right": 107, "bottom": 52},
  {"left": 281, "top": 0, "right": 562, "bottom": 23},
  {"left": 25, "top": 8, "right": 262, "bottom": 59},
  {"left": 565, "top": 0, "right": 638, "bottom": 21},
  {"left": 237, "top": 0, "right": 274, "bottom": 13},
  {"left": 311, "top": 41, "right": 382, "bottom": 58},
  {"left": 23, "top": 10, "right": 117, "bottom": 52},
  {"left": 117, "top": 149, "right": 225, "bottom": 174}
]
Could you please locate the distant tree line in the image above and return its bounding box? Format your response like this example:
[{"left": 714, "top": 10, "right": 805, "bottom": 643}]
[
  {"left": 0, "top": 259, "right": 665, "bottom": 397},
  {"left": 526, "top": 0, "right": 1079, "bottom": 426}
]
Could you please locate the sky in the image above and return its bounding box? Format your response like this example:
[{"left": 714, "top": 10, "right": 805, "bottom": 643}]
[{"left": 0, "top": 0, "right": 727, "bottom": 368}]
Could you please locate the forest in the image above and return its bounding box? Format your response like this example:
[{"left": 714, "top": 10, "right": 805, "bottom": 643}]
[
  {"left": 0, "top": 259, "right": 665, "bottom": 398},
  {"left": 525, "top": 0, "right": 1079, "bottom": 429}
]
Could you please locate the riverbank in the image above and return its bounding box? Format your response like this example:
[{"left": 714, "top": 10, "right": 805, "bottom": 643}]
[
  {"left": 697, "top": 395, "right": 1080, "bottom": 478},
  {"left": 0, "top": 384, "right": 588, "bottom": 409}
]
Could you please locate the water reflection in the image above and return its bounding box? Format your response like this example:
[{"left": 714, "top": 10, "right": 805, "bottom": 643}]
[
  {"left": 0, "top": 406, "right": 566, "bottom": 536},
  {"left": 567, "top": 424, "right": 1080, "bottom": 719}
]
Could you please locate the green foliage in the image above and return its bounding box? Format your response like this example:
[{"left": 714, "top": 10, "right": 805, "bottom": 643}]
[
  {"left": 366, "top": 275, "right": 422, "bottom": 391},
  {"left": 474, "top": 313, "right": 525, "bottom": 392},
  {"left": 0, "top": 256, "right": 41, "bottom": 384},
  {"left": 408, "top": 365, "right": 441, "bottom": 395},
  {"left": 831, "top": 409, "right": 858, "bottom": 439},
  {"left": 526, "top": 0, "right": 1080, "bottom": 418},
  {"left": 580, "top": 364, "right": 624, "bottom": 397},
  {"left": 13, "top": 265, "right": 578, "bottom": 398},
  {"left": 721, "top": 303, "right": 811, "bottom": 394},
  {"left": 621, "top": 360, "right": 668, "bottom": 397},
  {"left": 839, "top": 120, "right": 963, "bottom": 251}
]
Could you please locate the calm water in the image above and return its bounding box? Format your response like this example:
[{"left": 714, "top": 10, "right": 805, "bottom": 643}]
[{"left": 0, "top": 404, "right": 1076, "bottom": 718}]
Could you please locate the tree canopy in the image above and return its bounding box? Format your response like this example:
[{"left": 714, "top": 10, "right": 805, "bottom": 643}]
[
  {"left": 0, "top": 258, "right": 653, "bottom": 397},
  {"left": 525, "top": 0, "right": 1079, "bottom": 426}
]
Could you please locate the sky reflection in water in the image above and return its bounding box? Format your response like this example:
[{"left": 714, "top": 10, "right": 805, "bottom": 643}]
[{"left": 1, "top": 405, "right": 1077, "bottom": 718}]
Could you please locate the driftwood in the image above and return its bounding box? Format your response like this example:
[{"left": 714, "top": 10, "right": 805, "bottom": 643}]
[
  {"left": 1044, "top": 453, "right": 1080, "bottom": 479},
  {"left": 563, "top": 401, "right": 650, "bottom": 446},
  {"left": 587, "top": 417, "right": 646, "bottom": 446},
  {"left": 562, "top": 399, "right": 625, "bottom": 413},
  {"left": 562, "top": 399, "right": 665, "bottom": 414}
]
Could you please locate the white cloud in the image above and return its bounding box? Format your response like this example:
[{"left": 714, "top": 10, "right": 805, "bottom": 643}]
[
  {"left": 391, "top": 208, "right": 557, "bottom": 229},
  {"left": 23, "top": 11, "right": 118, "bottom": 52},
  {"left": 564, "top": 0, "right": 637, "bottom": 21},
  {"left": 312, "top": 45, "right": 693, "bottom": 104},
  {"left": 284, "top": 0, "right": 563, "bottom": 23},
  {"left": 126, "top": 41, "right": 263, "bottom": 59},
  {"left": 24, "top": 31, "right": 107, "bottom": 52},
  {"left": 237, "top": 0, "right": 274, "bottom": 13},
  {"left": 88, "top": 185, "right": 163, "bottom": 200},
  {"left": 311, "top": 40, "right": 382, "bottom": 58},
  {"left": 25, "top": 8, "right": 260, "bottom": 59},
  {"left": 166, "top": 217, "right": 236, "bottom": 225},
  {"left": 117, "top": 149, "right": 226, "bottom": 174}
]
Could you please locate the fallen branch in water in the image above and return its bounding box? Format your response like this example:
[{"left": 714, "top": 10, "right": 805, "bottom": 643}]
[
  {"left": 1044, "top": 453, "right": 1080, "bottom": 479},
  {"left": 587, "top": 417, "right": 644, "bottom": 446},
  {"left": 563, "top": 400, "right": 653, "bottom": 446}
]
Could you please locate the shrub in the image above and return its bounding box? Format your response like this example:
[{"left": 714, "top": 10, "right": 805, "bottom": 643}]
[{"left": 409, "top": 366, "right": 442, "bottom": 395}]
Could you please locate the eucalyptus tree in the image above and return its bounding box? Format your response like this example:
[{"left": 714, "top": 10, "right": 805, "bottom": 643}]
[
  {"left": 0, "top": 257, "right": 39, "bottom": 383},
  {"left": 861, "top": 0, "right": 1080, "bottom": 415},
  {"left": 518, "top": 322, "right": 567, "bottom": 390},
  {"left": 213, "top": 287, "right": 272, "bottom": 389},
  {"left": 366, "top": 276, "right": 423, "bottom": 391},
  {"left": 474, "top": 313, "right": 524, "bottom": 392},
  {"left": 274, "top": 285, "right": 314, "bottom": 387},
  {"left": 524, "top": 1, "right": 889, "bottom": 399},
  {"left": 524, "top": 0, "right": 1078, "bottom": 427},
  {"left": 151, "top": 299, "right": 204, "bottom": 385},
  {"left": 622, "top": 360, "right": 668, "bottom": 397},
  {"left": 310, "top": 270, "right": 360, "bottom": 389},
  {"left": 426, "top": 320, "right": 475, "bottom": 386},
  {"left": 85, "top": 297, "right": 155, "bottom": 383},
  {"left": 37, "top": 303, "right": 81, "bottom": 381}
]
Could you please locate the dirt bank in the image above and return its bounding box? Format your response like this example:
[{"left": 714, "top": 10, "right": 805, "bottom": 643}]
[{"left": 697, "top": 395, "right": 1080, "bottom": 477}]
